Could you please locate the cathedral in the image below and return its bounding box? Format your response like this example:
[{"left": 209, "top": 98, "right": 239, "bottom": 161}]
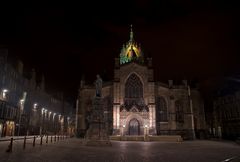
[{"left": 76, "top": 26, "right": 206, "bottom": 140}]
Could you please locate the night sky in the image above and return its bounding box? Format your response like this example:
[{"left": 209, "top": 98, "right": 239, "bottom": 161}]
[{"left": 0, "top": 1, "right": 239, "bottom": 102}]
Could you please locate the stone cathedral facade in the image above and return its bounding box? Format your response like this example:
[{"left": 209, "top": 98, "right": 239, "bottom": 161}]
[{"left": 76, "top": 27, "right": 206, "bottom": 139}]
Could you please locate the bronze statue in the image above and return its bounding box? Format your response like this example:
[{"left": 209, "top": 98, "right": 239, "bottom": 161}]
[{"left": 95, "top": 74, "right": 102, "bottom": 97}]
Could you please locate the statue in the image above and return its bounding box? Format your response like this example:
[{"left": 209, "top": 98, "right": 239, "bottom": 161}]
[{"left": 95, "top": 74, "right": 102, "bottom": 97}]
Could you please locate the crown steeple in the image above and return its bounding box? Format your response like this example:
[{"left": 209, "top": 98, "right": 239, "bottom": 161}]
[
  {"left": 129, "top": 24, "right": 134, "bottom": 42},
  {"left": 119, "top": 25, "right": 144, "bottom": 65}
]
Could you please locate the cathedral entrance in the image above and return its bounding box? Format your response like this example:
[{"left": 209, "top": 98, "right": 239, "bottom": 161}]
[{"left": 129, "top": 118, "right": 140, "bottom": 135}]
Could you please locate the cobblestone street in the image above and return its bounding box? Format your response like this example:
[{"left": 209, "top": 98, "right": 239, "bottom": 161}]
[{"left": 0, "top": 138, "right": 240, "bottom": 162}]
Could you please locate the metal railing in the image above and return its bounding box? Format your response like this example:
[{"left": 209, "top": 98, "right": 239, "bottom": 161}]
[{"left": 0, "top": 135, "right": 70, "bottom": 153}]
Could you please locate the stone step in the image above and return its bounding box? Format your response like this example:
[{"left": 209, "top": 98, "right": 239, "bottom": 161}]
[{"left": 110, "top": 135, "right": 183, "bottom": 142}]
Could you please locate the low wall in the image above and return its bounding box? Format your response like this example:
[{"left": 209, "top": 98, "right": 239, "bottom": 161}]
[
  {"left": 149, "top": 135, "right": 183, "bottom": 142},
  {"left": 110, "top": 135, "right": 183, "bottom": 142}
]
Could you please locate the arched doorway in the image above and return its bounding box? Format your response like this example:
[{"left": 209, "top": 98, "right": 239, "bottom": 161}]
[{"left": 129, "top": 118, "right": 140, "bottom": 135}]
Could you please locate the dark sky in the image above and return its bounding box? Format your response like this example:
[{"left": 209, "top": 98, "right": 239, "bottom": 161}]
[{"left": 0, "top": 1, "right": 239, "bottom": 102}]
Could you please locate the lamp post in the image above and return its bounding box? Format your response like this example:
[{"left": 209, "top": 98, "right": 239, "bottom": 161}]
[
  {"left": 2, "top": 89, "right": 8, "bottom": 100},
  {"left": 18, "top": 99, "right": 24, "bottom": 136},
  {"left": 144, "top": 124, "right": 148, "bottom": 141},
  {"left": 44, "top": 109, "right": 48, "bottom": 135},
  {"left": 67, "top": 117, "right": 70, "bottom": 136},
  {"left": 18, "top": 92, "right": 27, "bottom": 136},
  {"left": 53, "top": 113, "right": 56, "bottom": 134},
  {"left": 188, "top": 85, "right": 196, "bottom": 140},
  {"left": 40, "top": 108, "right": 45, "bottom": 136},
  {"left": 58, "top": 114, "right": 61, "bottom": 134},
  {"left": 31, "top": 103, "right": 37, "bottom": 135},
  {"left": 122, "top": 124, "right": 125, "bottom": 136}
]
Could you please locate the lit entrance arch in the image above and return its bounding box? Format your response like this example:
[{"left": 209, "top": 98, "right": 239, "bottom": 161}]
[{"left": 129, "top": 118, "right": 140, "bottom": 135}]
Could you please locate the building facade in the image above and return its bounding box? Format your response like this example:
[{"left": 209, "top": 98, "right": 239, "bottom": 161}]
[
  {"left": 0, "top": 49, "right": 74, "bottom": 137},
  {"left": 212, "top": 78, "right": 240, "bottom": 140},
  {"left": 76, "top": 28, "right": 206, "bottom": 139}
]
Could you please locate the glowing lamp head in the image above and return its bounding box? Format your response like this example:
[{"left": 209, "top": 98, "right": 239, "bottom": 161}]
[
  {"left": 20, "top": 99, "right": 24, "bottom": 105},
  {"left": 3, "top": 89, "right": 8, "bottom": 93}
]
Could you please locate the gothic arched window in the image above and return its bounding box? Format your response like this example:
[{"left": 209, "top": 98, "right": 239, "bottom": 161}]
[
  {"left": 175, "top": 100, "right": 184, "bottom": 123},
  {"left": 156, "top": 97, "right": 168, "bottom": 122},
  {"left": 125, "top": 73, "right": 143, "bottom": 98}
]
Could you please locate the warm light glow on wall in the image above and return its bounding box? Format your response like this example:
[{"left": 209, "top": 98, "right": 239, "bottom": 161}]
[{"left": 2, "top": 89, "right": 8, "bottom": 99}]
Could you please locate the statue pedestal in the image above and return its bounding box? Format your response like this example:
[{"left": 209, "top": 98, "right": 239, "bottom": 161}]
[{"left": 85, "top": 97, "right": 111, "bottom": 146}]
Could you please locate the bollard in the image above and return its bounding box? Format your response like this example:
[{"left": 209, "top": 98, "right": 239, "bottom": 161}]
[
  {"left": 57, "top": 135, "right": 59, "bottom": 141},
  {"left": 23, "top": 136, "right": 26, "bottom": 149},
  {"left": 33, "top": 136, "right": 36, "bottom": 147},
  {"left": 40, "top": 136, "right": 43, "bottom": 145},
  {"left": 46, "top": 135, "right": 48, "bottom": 144},
  {"left": 6, "top": 138, "right": 13, "bottom": 153},
  {"left": 51, "top": 136, "right": 52, "bottom": 143}
]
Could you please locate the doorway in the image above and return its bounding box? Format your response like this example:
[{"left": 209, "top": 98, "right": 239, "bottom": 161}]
[{"left": 129, "top": 118, "right": 140, "bottom": 135}]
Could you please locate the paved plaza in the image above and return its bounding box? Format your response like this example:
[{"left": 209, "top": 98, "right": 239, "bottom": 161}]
[{"left": 0, "top": 138, "right": 240, "bottom": 162}]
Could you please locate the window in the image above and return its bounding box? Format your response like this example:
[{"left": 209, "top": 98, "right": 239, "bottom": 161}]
[
  {"left": 156, "top": 97, "right": 168, "bottom": 122},
  {"left": 125, "top": 73, "right": 143, "bottom": 98}
]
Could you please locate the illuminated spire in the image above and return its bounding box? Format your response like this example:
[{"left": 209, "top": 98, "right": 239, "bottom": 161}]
[
  {"left": 130, "top": 24, "right": 134, "bottom": 42},
  {"left": 120, "top": 25, "right": 144, "bottom": 65}
]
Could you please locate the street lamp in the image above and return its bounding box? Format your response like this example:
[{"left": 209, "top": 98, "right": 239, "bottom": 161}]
[
  {"left": 49, "top": 111, "right": 52, "bottom": 119},
  {"left": 44, "top": 109, "right": 48, "bottom": 134},
  {"left": 67, "top": 117, "right": 70, "bottom": 136},
  {"left": 2, "top": 89, "right": 8, "bottom": 99},
  {"left": 53, "top": 113, "right": 56, "bottom": 120},
  {"left": 40, "top": 108, "right": 46, "bottom": 136},
  {"left": 122, "top": 124, "right": 125, "bottom": 136},
  {"left": 58, "top": 114, "right": 62, "bottom": 134},
  {"left": 18, "top": 97, "right": 25, "bottom": 136},
  {"left": 188, "top": 85, "right": 196, "bottom": 140},
  {"left": 53, "top": 113, "right": 56, "bottom": 133},
  {"left": 33, "top": 103, "right": 37, "bottom": 111}
]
